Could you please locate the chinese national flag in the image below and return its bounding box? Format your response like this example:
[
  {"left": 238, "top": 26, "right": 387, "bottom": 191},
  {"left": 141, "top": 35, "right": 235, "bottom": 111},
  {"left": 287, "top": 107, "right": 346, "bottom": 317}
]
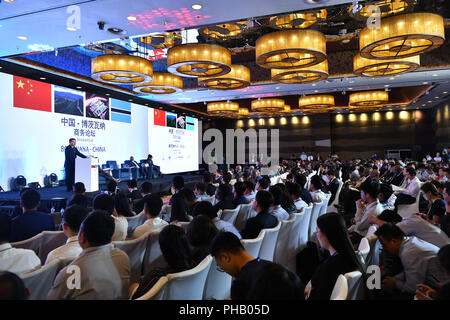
[
  {"left": 13, "top": 76, "right": 52, "bottom": 112},
  {"left": 154, "top": 109, "right": 166, "bottom": 126}
]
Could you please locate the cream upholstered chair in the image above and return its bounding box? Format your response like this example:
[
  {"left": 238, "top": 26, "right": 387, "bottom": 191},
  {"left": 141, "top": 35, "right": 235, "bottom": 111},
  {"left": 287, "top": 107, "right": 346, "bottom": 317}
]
[
  {"left": 20, "top": 259, "right": 60, "bottom": 300},
  {"left": 165, "top": 255, "right": 213, "bottom": 300},
  {"left": 397, "top": 182, "right": 423, "bottom": 218},
  {"left": 365, "top": 234, "right": 382, "bottom": 267},
  {"left": 134, "top": 277, "right": 168, "bottom": 300},
  {"left": 273, "top": 214, "right": 296, "bottom": 267},
  {"left": 308, "top": 200, "right": 323, "bottom": 241},
  {"left": 344, "top": 271, "right": 364, "bottom": 300},
  {"left": 366, "top": 225, "right": 377, "bottom": 237},
  {"left": 258, "top": 221, "right": 281, "bottom": 262},
  {"left": 11, "top": 232, "right": 44, "bottom": 256},
  {"left": 199, "top": 196, "right": 215, "bottom": 204},
  {"left": 38, "top": 231, "right": 68, "bottom": 264},
  {"left": 142, "top": 231, "right": 165, "bottom": 274},
  {"left": 218, "top": 207, "right": 240, "bottom": 225},
  {"left": 203, "top": 258, "right": 232, "bottom": 300},
  {"left": 234, "top": 203, "right": 255, "bottom": 232},
  {"left": 126, "top": 211, "right": 147, "bottom": 237},
  {"left": 357, "top": 237, "right": 370, "bottom": 264},
  {"left": 330, "top": 274, "right": 348, "bottom": 300},
  {"left": 241, "top": 230, "right": 265, "bottom": 257},
  {"left": 297, "top": 204, "right": 313, "bottom": 250},
  {"left": 327, "top": 180, "right": 343, "bottom": 213},
  {"left": 320, "top": 192, "right": 332, "bottom": 216}
]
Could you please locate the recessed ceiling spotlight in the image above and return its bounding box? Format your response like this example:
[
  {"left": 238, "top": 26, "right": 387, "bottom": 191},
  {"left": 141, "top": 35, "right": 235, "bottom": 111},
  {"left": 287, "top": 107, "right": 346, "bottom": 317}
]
[
  {"left": 422, "top": 104, "right": 426, "bottom": 106},
  {"left": 428, "top": 101, "right": 432, "bottom": 103},
  {"left": 435, "top": 96, "right": 439, "bottom": 99},
  {"left": 192, "top": 4, "right": 202, "bottom": 10},
  {"left": 314, "top": 90, "right": 319, "bottom": 93},
  {"left": 341, "top": 39, "right": 351, "bottom": 44},
  {"left": 423, "top": 82, "right": 428, "bottom": 84},
  {"left": 432, "top": 74, "right": 438, "bottom": 77},
  {"left": 105, "top": 93, "right": 110, "bottom": 96},
  {"left": 384, "top": 84, "right": 389, "bottom": 87},
  {"left": 5, "top": 0, "right": 15, "bottom": 3},
  {"left": 312, "top": 83, "right": 316, "bottom": 87},
  {"left": 39, "top": 77, "right": 46, "bottom": 80},
  {"left": 443, "top": 91, "right": 448, "bottom": 94},
  {"left": 17, "top": 36, "right": 27, "bottom": 40},
  {"left": 76, "top": 86, "right": 82, "bottom": 89},
  {"left": 67, "top": 27, "right": 77, "bottom": 31},
  {"left": 348, "top": 88, "right": 353, "bottom": 90},
  {"left": 127, "top": 16, "right": 137, "bottom": 21},
  {"left": 389, "top": 77, "right": 395, "bottom": 80}
]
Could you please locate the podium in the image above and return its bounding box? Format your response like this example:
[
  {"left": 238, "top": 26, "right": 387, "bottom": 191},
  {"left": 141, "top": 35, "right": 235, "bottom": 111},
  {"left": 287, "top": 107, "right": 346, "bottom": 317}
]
[{"left": 75, "top": 157, "right": 99, "bottom": 192}]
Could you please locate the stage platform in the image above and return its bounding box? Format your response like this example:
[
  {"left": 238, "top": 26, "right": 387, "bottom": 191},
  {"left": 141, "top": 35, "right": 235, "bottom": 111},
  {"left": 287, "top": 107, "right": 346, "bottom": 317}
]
[{"left": 0, "top": 173, "right": 203, "bottom": 215}]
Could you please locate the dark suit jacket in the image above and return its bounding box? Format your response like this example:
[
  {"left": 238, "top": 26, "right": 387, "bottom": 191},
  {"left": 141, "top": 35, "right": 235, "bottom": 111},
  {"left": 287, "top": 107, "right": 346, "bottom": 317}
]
[
  {"left": 233, "top": 196, "right": 249, "bottom": 208},
  {"left": 326, "top": 178, "right": 340, "bottom": 204},
  {"left": 300, "top": 189, "right": 313, "bottom": 205},
  {"left": 390, "top": 173, "right": 405, "bottom": 187},
  {"left": 128, "top": 190, "right": 142, "bottom": 201},
  {"left": 11, "top": 210, "right": 54, "bottom": 242},
  {"left": 211, "top": 196, "right": 235, "bottom": 217},
  {"left": 64, "top": 146, "right": 86, "bottom": 168},
  {"left": 206, "top": 183, "right": 216, "bottom": 197},
  {"left": 241, "top": 211, "right": 278, "bottom": 239}
]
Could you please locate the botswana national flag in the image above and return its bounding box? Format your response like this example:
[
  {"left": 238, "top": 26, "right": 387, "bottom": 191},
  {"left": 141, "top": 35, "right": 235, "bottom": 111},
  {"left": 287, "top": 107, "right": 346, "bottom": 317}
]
[
  {"left": 110, "top": 98, "right": 131, "bottom": 123},
  {"left": 13, "top": 76, "right": 52, "bottom": 112}
]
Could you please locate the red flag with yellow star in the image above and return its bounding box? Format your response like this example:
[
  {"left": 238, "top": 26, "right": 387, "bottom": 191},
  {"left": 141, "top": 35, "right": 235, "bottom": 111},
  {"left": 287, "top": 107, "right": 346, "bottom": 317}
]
[{"left": 13, "top": 76, "right": 52, "bottom": 112}]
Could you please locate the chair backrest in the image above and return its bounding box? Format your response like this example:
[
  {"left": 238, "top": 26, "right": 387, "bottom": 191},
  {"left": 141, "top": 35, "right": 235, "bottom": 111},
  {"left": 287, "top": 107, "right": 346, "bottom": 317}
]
[
  {"left": 142, "top": 231, "right": 165, "bottom": 274},
  {"left": 218, "top": 207, "right": 240, "bottom": 225},
  {"left": 20, "top": 259, "right": 60, "bottom": 300},
  {"left": 365, "top": 235, "right": 382, "bottom": 267},
  {"left": 234, "top": 203, "right": 255, "bottom": 232},
  {"left": 38, "top": 231, "right": 68, "bottom": 265},
  {"left": 258, "top": 221, "right": 282, "bottom": 262},
  {"left": 320, "top": 193, "right": 331, "bottom": 216},
  {"left": 327, "top": 180, "right": 343, "bottom": 212},
  {"left": 241, "top": 230, "right": 265, "bottom": 257},
  {"left": 113, "top": 232, "right": 151, "bottom": 283},
  {"left": 126, "top": 211, "right": 147, "bottom": 235},
  {"left": 344, "top": 270, "right": 364, "bottom": 300},
  {"left": 199, "top": 196, "right": 214, "bottom": 204},
  {"left": 366, "top": 225, "right": 377, "bottom": 237},
  {"left": 297, "top": 204, "right": 313, "bottom": 250},
  {"left": 135, "top": 276, "right": 168, "bottom": 300},
  {"left": 330, "top": 274, "right": 348, "bottom": 300},
  {"left": 177, "top": 221, "right": 190, "bottom": 232},
  {"left": 357, "top": 237, "right": 370, "bottom": 264},
  {"left": 106, "top": 160, "right": 119, "bottom": 169},
  {"left": 11, "top": 232, "right": 44, "bottom": 257},
  {"left": 273, "top": 214, "right": 297, "bottom": 267},
  {"left": 203, "top": 258, "right": 232, "bottom": 300},
  {"left": 308, "top": 200, "right": 323, "bottom": 240},
  {"left": 165, "top": 255, "right": 213, "bottom": 300}
]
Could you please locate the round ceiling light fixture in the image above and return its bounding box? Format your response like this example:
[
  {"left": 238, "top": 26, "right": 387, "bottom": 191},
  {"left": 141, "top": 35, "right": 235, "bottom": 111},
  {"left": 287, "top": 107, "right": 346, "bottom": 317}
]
[
  {"left": 199, "top": 22, "right": 246, "bottom": 41},
  {"left": 91, "top": 54, "right": 153, "bottom": 85},
  {"left": 167, "top": 43, "right": 231, "bottom": 78},
  {"left": 256, "top": 29, "right": 326, "bottom": 69},
  {"left": 349, "top": 91, "right": 389, "bottom": 107},
  {"left": 133, "top": 72, "right": 183, "bottom": 94},
  {"left": 251, "top": 98, "right": 285, "bottom": 113},
  {"left": 271, "top": 59, "right": 328, "bottom": 84},
  {"left": 198, "top": 64, "right": 250, "bottom": 90},
  {"left": 298, "top": 94, "right": 335, "bottom": 112},
  {"left": 359, "top": 12, "right": 445, "bottom": 60},
  {"left": 207, "top": 101, "right": 240, "bottom": 116},
  {"left": 269, "top": 10, "right": 327, "bottom": 30},
  {"left": 353, "top": 53, "right": 420, "bottom": 77},
  {"left": 140, "top": 32, "right": 182, "bottom": 49}
]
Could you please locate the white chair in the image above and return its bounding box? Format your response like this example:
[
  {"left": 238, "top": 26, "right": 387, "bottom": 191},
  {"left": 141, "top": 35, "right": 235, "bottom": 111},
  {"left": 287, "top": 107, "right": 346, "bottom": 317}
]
[
  {"left": 126, "top": 211, "right": 147, "bottom": 237},
  {"left": 134, "top": 277, "right": 168, "bottom": 300},
  {"left": 330, "top": 274, "right": 348, "bottom": 300},
  {"left": 203, "top": 258, "right": 232, "bottom": 300},
  {"left": 365, "top": 235, "right": 382, "bottom": 267},
  {"left": 366, "top": 225, "right": 377, "bottom": 237},
  {"left": 258, "top": 222, "right": 281, "bottom": 261},
  {"left": 20, "top": 259, "right": 60, "bottom": 300},
  {"left": 327, "top": 180, "right": 343, "bottom": 213},
  {"left": 165, "top": 255, "right": 213, "bottom": 300},
  {"left": 113, "top": 231, "right": 151, "bottom": 283},
  {"left": 241, "top": 230, "right": 265, "bottom": 257},
  {"left": 397, "top": 184, "right": 423, "bottom": 218},
  {"left": 344, "top": 271, "right": 364, "bottom": 300},
  {"left": 142, "top": 231, "right": 165, "bottom": 274},
  {"left": 218, "top": 207, "right": 240, "bottom": 225},
  {"left": 297, "top": 204, "right": 313, "bottom": 250},
  {"left": 160, "top": 204, "right": 171, "bottom": 221},
  {"left": 308, "top": 200, "right": 323, "bottom": 241},
  {"left": 357, "top": 237, "right": 370, "bottom": 265},
  {"left": 234, "top": 203, "right": 255, "bottom": 232},
  {"left": 177, "top": 221, "right": 190, "bottom": 232},
  {"left": 284, "top": 209, "right": 308, "bottom": 271},
  {"left": 38, "top": 231, "right": 68, "bottom": 265},
  {"left": 320, "top": 192, "right": 332, "bottom": 216},
  {"left": 273, "top": 214, "right": 296, "bottom": 267},
  {"left": 11, "top": 232, "right": 43, "bottom": 256},
  {"left": 199, "top": 196, "right": 215, "bottom": 204}
]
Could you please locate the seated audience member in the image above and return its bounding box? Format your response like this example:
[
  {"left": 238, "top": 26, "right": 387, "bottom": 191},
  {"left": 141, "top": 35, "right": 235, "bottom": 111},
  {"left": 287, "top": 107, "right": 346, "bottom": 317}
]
[
  {"left": 431, "top": 180, "right": 444, "bottom": 195},
  {"left": 368, "top": 210, "right": 450, "bottom": 249},
  {"left": 214, "top": 170, "right": 223, "bottom": 184},
  {"left": 390, "top": 165, "right": 405, "bottom": 187},
  {"left": 106, "top": 180, "right": 118, "bottom": 196},
  {"left": 197, "top": 200, "right": 242, "bottom": 239},
  {"left": 133, "top": 194, "right": 167, "bottom": 239},
  {"left": 325, "top": 169, "right": 340, "bottom": 205},
  {"left": 93, "top": 194, "right": 128, "bottom": 241},
  {"left": 415, "top": 244, "right": 450, "bottom": 300},
  {"left": 242, "top": 171, "right": 254, "bottom": 184},
  {"left": 378, "top": 183, "right": 396, "bottom": 211},
  {"left": 67, "top": 182, "right": 90, "bottom": 209},
  {"left": 285, "top": 182, "right": 308, "bottom": 212},
  {"left": 309, "top": 175, "right": 327, "bottom": 203},
  {"left": 243, "top": 181, "right": 256, "bottom": 202},
  {"left": 276, "top": 183, "right": 297, "bottom": 214},
  {"left": 233, "top": 181, "right": 250, "bottom": 208},
  {"left": 179, "top": 188, "right": 197, "bottom": 216},
  {"left": 127, "top": 179, "right": 141, "bottom": 201},
  {"left": 442, "top": 182, "right": 450, "bottom": 237},
  {"left": 130, "top": 225, "right": 194, "bottom": 299},
  {"left": 241, "top": 190, "right": 278, "bottom": 239},
  {"left": 437, "top": 168, "right": 448, "bottom": 182},
  {"left": 47, "top": 210, "right": 130, "bottom": 300},
  {"left": 0, "top": 213, "right": 40, "bottom": 274},
  {"left": 348, "top": 179, "right": 383, "bottom": 245},
  {"left": 170, "top": 190, "right": 190, "bottom": 223},
  {"left": 132, "top": 182, "right": 152, "bottom": 214},
  {"left": 293, "top": 173, "right": 313, "bottom": 205},
  {"left": 255, "top": 176, "right": 271, "bottom": 192},
  {"left": 193, "top": 182, "right": 209, "bottom": 200},
  {"left": 211, "top": 184, "right": 234, "bottom": 216},
  {"left": 203, "top": 172, "right": 216, "bottom": 197},
  {"left": 421, "top": 182, "right": 446, "bottom": 226},
  {"left": 45, "top": 205, "right": 88, "bottom": 265},
  {"left": 222, "top": 172, "right": 233, "bottom": 185},
  {"left": 0, "top": 271, "right": 29, "bottom": 300},
  {"left": 9, "top": 187, "right": 31, "bottom": 220},
  {"left": 115, "top": 191, "right": 134, "bottom": 217},
  {"left": 307, "top": 213, "right": 365, "bottom": 300},
  {"left": 394, "top": 166, "right": 421, "bottom": 208},
  {"left": 10, "top": 189, "right": 54, "bottom": 242},
  {"left": 269, "top": 185, "right": 290, "bottom": 221},
  {"left": 234, "top": 165, "right": 243, "bottom": 180},
  {"left": 186, "top": 215, "right": 218, "bottom": 264},
  {"left": 375, "top": 223, "right": 444, "bottom": 298}
]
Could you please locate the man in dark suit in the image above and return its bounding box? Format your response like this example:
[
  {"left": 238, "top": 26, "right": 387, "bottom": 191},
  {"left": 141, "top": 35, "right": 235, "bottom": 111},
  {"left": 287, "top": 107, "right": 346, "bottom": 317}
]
[
  {"left": 325, "top": 169, "right": 340, "bottom": 205},
  {"left": 64, "top": 138, "right": 87, "bottom": 191},
  {"left": 203, "top": 172, "right": 216, "bottom": 197},
  {"left": 11, "top": 189, "right": 54, "bottom": 242},
  {"left": 211, "top": 184, "right": 234, "bottom": 217},
  {"left": 128, "top": 156, "right": 143, "bottom": 180},
  {"left": 133, "top": 182, "right": 152, "bottom": 214},
  {"left": 241, "top": 190, "right": 278, "bottom": 239}
]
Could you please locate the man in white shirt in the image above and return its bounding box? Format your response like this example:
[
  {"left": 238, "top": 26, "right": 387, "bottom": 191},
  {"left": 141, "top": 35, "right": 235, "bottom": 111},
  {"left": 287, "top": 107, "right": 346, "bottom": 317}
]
[
  {"left": 45, "top": 205, "right": 88, "bottom": 265},
  {"left": 243, "top": 181, "right": 256, "bottom": 203},
  {"left": 394, "top": 166, "right": 420, "bottom": 208},
  {"left": 93, "top": 193, "right": 128, "bottom": 241},
  {"left": 47, "top": 210, "right": 130, "bottom": 300},
  {"left": 133, "top": 194, "right": 168, "bottom": 239},
  {"left": 194, "top": 201, "right": 242, "bottom": 239},
  {"left": 269, "top": 185, "right": 290, "bottom": 221},
  {"left": 309, "top": 175, "right": 327, "bottom": 203},
  {"left": 0, "top": 213, "right": 40, "bottom": 275},
  {"left": 348, "top": 179, "right": 383, "bottom": 244},
  {"left": 286, "top": 182, "right": 308, "bottom": 211}
]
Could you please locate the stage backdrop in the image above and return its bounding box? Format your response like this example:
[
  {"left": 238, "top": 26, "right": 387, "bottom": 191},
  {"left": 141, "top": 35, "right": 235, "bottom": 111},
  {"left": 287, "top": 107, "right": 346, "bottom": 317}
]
[{"left": 0, "top": 72, "right": 200, "bottom": 190}]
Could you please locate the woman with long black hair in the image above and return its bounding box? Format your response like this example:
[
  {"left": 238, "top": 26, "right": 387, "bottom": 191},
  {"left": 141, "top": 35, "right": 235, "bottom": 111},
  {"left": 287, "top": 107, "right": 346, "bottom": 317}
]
[
  {"left": 421, "top": 182, "right": 446, "bottom": 226},
  {"left": 307, "top": 213, "right": 366, "bottom": 300}
]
